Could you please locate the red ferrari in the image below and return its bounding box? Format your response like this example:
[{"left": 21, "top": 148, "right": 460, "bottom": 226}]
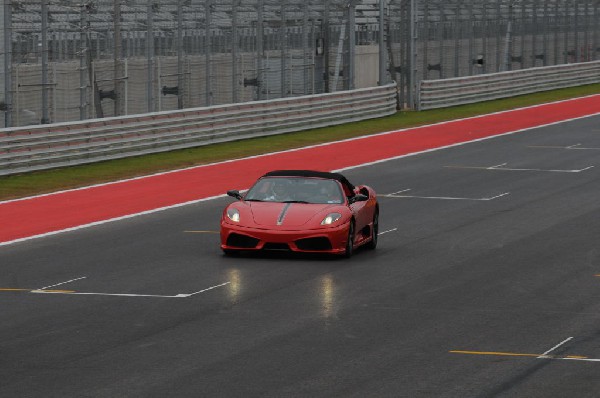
[{"left": 220, "top": 170, "right": 379, "bottom": 257}]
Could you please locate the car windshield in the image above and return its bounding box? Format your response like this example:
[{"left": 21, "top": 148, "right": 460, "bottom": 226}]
[{"left": 245, "top": 177, "right": 344, "bottom": 204}]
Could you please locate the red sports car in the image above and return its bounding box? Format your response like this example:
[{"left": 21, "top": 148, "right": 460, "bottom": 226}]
[{"left": 220, "top": 170, "right": 379, "bottom": 257}]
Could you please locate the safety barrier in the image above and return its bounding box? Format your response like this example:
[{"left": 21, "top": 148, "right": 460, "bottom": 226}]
[
  {"left": 0, "top": 84, "right": 398, "bottom": 176},
  {"left": 417, "top": 61, "right": 600, "bottom": 110}
]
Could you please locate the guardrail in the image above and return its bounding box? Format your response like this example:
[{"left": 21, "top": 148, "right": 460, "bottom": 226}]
[
  {"left": 0, "top": 84, "right": 398, "bottom": 176},
  {"left": 417, "top": 61, "right": 600, "bottom": 110}
]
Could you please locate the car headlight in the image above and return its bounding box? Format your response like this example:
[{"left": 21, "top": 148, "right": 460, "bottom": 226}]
[
  {"left": 227, "top": 208, "right": 240, "bottom": 222},
  {"left": 321, "top": 212, "right": 342, "bottom": 225}
]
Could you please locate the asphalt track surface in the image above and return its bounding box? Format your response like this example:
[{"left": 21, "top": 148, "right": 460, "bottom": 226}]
[{"left": 1, "top": 113, "right": 600, "bottom": 397}]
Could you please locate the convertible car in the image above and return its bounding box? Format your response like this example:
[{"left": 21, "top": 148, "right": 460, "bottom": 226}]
[{"left": 220, "top": 170, "right": 379, "bottom": 257}]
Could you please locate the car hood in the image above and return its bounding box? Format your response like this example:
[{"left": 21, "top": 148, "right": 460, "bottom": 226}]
[{"left": 248, "top": 202, "right": 336, "bottom": 227}]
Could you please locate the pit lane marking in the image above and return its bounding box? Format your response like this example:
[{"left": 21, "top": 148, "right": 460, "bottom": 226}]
[
  {"left": 451, "top": 337, "right": 600, "bottom": 363},
  {"left": 528, "top": 143, "right": 600, "bottom": 150},
  {"left": 378, "top": 228, "right": 397, "bottom": 236},
  {"left": 383, "top": 189, "right": 509, "bottom": 201},
  {"left": 445, "top": 163, "right": 594, "bottom": 173},
  {"left": 0, "top": 281, "right": 230, "bottom": 299},
  {"left": 450, "top": 350, "right": 591, "bottom": 361}
]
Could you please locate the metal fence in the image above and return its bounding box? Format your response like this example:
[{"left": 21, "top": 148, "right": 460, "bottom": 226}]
[{"left": 1, "top": 0, "right": 599, "bottom": 128}]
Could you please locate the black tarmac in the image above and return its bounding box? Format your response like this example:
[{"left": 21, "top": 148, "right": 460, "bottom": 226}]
[{"left": 1, "top": 114, "right": 600, "bottom": 397}]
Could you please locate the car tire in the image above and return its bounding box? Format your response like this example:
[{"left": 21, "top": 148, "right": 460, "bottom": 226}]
[
  {"left": 223, "top": 249, "right": 239, "bottom": 257},
  {"left": 344, "top": 221, "right": 355, "bottom": 258},
  {"left": 366, "top": 210, "right": 379, "bottom": 250}
]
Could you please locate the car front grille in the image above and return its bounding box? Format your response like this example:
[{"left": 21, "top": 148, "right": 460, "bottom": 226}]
[
  {"left": 262, "top": 242, "right": 291, "bottom": 251},
  {"left": 227, "top": 233, "right": 260, "bottom": 248},
  {"left": 295, "top": 237, "right": 332, "bottom": 251}
]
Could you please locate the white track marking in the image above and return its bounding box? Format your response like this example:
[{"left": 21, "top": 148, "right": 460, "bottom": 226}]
[
  {"left": 378, "top": 228, "right": 398, "bottom": 236},
  {"left": 538, "top": 337, "right": 574, "bottom": 358},
  {"left": 176, "top": 282, "right": 231, "bottom": 297},
  {"left": 445, "top": 164, "right": 594, "bottom": 173},
  {"left": 37, "top": 276, "right": 86, "bottom": 290},
  {"left": 30, "top": 281, "right": 230, "bottom": 299},
  {"left": 2, "top": 102, "right": 600, "bottom": 247},
  {"left": 390, "top": 189, "right": 412, "bottom": 195},
  {"left": 528, "top": 143, "right": 600, "bottom": 150},
  {"left": 383, "top": 192, "right": 509, "bottom": 201}
]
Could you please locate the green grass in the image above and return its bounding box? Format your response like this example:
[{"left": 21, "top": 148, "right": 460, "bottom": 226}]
[{"left": 1, "top": 83, "right": 599, "bottom": 201}]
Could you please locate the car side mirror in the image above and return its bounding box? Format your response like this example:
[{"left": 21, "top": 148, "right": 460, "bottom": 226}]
[
  {"left": 227, "top": 190, "right": 243, "bottom": 200},
  {"left": 349, "top": 193, "right": 368, "bottom": 204}
]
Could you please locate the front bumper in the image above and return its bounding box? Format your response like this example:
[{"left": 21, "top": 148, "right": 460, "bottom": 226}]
[{"left": 220, "top": 221, "right": 350, "bottom": 254}]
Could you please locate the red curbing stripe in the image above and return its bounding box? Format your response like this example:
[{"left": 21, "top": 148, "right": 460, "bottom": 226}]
[{"left": 1, "top": 94, "right": 600, "bottom": 244}]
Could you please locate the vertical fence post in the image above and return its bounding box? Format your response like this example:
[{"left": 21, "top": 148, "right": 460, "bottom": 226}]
[
  {"left": 41, "top": 0, "right": 50, "bottom": 123},
  {"left": 2, "top": 0, "right": 13, "bottom": 127},
  {"left": 408, "top": 0, "right": 418, "bottom": 108},
  {"left": 346, "top": 0, "right": 356, "bottom": 91},
  {"left": 146, "top": 2, "right": 154, "bottom": 113},
  {"left": 113, "top": 0, "right": 121, "bottom": 116},
  {"left": 256, "top": 0, "right": 264, "bottom": 100},
  {"left": 280, "top": 0, "right": 287, "bottom": 97},
  {"left": 177, "top": 0, "right": 183, "bottom": 109},
  {"left": 378, "top": 0, "right": 387, "bottom": 85},
  {"left": 205, "top": 0, "right": 212, "bottom": 106},
  {"left": 232, "top": 0, "right": 239, "bottom": 103}
]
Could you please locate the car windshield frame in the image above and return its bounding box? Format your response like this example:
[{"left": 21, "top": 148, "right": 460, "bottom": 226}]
[{"left": 244, "top": 177, "right": 345, "bottom": 204}]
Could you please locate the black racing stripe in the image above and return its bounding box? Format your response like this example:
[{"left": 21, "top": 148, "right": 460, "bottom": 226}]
[{"left": 277, "top": 203, "right": 292, "bottom": 225}]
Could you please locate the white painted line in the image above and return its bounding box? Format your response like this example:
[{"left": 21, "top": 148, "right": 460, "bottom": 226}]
[
  {"left": 38, "top": 276, "right": 86, "bottom": 290},
  {"left": 383, "top": 192, "right": 510, "bottom": 201},
  {"left": 390, "top": 189, "right": 412, "bottom": 195},
  {"left": 528, "top": 143, "right": 600, "bottom": 150},
  {"left": 176, "top": 282, "right": 231, "bottom": 298},
  {"left": 30, "top": 281, "right": 230, "bottom": 299},
  {"left": 445, "top": 164, "right": 595, "bottom": 173},
  {"left": 556, "top": 357, "right": 600, "bottom": 363},
  {"left": 378, "top": 228, "right": 398, "bottom": 236},
  {"left": 538, "top": 337, "right": 574, "bottom": 359}
]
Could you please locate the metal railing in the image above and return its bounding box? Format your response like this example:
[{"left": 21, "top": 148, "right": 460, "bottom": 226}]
[
  {"left": 0, "top": 83, "right": 397, "bottom": 176},
  {"left": 417, "top": 61, "right": 600, "bottom": 110}
]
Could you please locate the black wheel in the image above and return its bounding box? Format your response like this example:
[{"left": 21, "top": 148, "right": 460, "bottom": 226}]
[
  {"left": 344, "top": 221, "right": 355, "bottom": 258},
  {"left": 366, "top": 210, "right": 379, "bottom": 250}
]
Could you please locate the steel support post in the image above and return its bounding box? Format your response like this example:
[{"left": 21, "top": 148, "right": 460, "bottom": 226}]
[
  {"left": 346, "top": 0, "right": 357, "bottom": 90},
  {"left": 408, "top": 0, "right": 418, "bottom": 108},
  {"left": 205, "top": 0, "right": 213, "bottom": 106},
  {"left": 113, "top": 0, "right": 121, "bottom": 115},
  {"left": 256, "top": 0, "right": 264, "bottom": 100},
  {"left": 41, "top": 0, "right": 50, "bottom": 123},
  {"left": 146, "top": 3, "right": 154, "bottom": 112},
  {"left": 303, "top": 1, "right": 309, "bottom": 94},
  {"left": 2, "top": 0, "right": 12, "bottom": 127},
  {"left": 79, "top": 4, "right": 87, "bottom": 120},
  {"left": 177, "top": 0, "right": 183, "bottom": 109},
  {"left": 280, "top": 0, "right": 287, "bottom": 98},
  {"left": 421, "top": 0, "right": 429, "bottom": 80},
  {"left": 378, "top": 0, "right": 387, "bottom": 85},
  {"left": 232, "top": 0, "right": 239, "bottom": 103}
]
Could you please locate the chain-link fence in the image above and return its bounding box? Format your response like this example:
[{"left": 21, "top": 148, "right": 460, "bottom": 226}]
[
  {"left": 388, "top": 0, "right": 600, "bottom": 108},
  {"left": 1, "top": 0, "right": 599, "bottom": 127}
]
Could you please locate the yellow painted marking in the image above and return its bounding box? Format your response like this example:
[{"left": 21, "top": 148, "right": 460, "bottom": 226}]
[
  {"left": 450, "top": 350, "right": 540, "bottom": 358},
  {"left": 595, "top": 274, "right": 600, "bottom": 277},
  {"left": 0, "top": 288, "right": 31, "bottom": 292},
  {"left": 184, "top": 230, "right": 220, "bottom": 234},
  {"left": 450, "top": 350, "right": 587, "bottom": 359}
]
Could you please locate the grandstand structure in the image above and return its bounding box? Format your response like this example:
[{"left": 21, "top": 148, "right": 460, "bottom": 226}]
[{"left": 1, "top": 0, "right": 599, "bottom": 127}]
